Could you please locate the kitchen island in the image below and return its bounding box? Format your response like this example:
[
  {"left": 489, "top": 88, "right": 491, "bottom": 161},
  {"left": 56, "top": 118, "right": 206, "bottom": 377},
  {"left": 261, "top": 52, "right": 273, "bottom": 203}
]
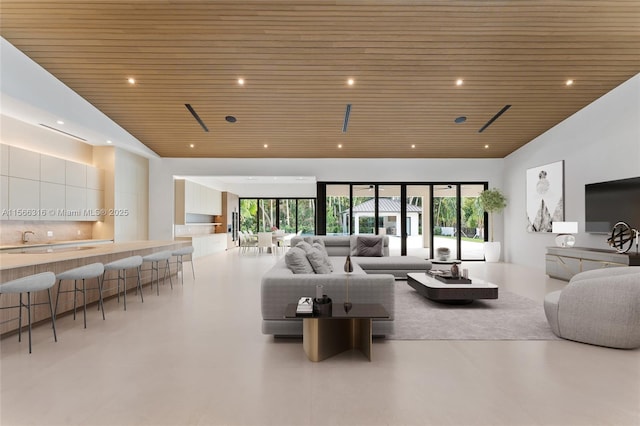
[{"left": 0, "top": 240, "right": 189, "bottom": 335}]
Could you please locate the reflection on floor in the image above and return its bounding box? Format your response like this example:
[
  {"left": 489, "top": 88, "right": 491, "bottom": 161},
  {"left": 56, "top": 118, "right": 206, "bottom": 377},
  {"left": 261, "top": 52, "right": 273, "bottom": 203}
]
[{"left": 1, "top": 251, "right": 638, "bottom": 426}]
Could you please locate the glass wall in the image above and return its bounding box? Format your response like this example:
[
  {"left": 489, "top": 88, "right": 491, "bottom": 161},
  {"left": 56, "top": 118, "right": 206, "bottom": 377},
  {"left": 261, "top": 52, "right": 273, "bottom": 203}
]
[
  {"left": 406, "top": 185, "right": 430, "bottom": 258},
  {"left": 460, "top": 184, "right": 486, "bottom": 260},
  {"left": 325, "top": 184, "right": 350, "bottom": 235},
  {"left": 258, "top": 199, "right": 277, "bottom": 232},
  {"left": 352, "top": 184, "right": 375, "bottom": 234},
  {"left": 278, "top": 199, "right": 297, "bottom": 233},
  {"left": 240, "top": 198, "right": 315, "bottom": 235},
  {"left": 433, "top": 185, "right": 459, "bottom": 259},
  {"left": 297, "top": 199, "right": 316, "bottom": 235},
  {"left": 378, "top": 185, "right": 401, "bottom": 256},
  {"left": 239, "top": 199, "right": 258, "bottom": 234}
]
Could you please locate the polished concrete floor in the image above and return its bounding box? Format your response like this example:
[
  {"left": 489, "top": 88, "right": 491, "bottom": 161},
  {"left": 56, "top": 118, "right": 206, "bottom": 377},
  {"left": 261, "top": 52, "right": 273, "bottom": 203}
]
[{"left": 1, "top": 251, "right": 639, "bottom": 426}]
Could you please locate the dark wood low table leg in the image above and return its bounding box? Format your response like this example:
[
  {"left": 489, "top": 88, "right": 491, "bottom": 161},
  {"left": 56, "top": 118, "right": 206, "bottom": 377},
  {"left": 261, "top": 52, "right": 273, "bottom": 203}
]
[{"left": 303, "top": 318, "right": 373, "bottom": 362}]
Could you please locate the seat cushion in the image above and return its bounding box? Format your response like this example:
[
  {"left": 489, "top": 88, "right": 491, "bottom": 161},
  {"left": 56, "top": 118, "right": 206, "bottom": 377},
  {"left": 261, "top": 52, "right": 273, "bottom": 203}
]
[{"left": 353, "top": 256, "right": 428, "bottom": 270}]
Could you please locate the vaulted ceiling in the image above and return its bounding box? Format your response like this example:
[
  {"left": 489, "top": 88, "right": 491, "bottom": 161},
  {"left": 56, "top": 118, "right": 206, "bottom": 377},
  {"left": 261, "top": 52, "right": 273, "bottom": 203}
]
[{"left": 1, "top": 1, "right": 639, "bottom": 159}]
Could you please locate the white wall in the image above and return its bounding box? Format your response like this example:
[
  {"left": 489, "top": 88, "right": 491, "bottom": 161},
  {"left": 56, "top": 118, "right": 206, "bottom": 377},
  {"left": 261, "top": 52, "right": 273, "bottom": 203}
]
[
  {"left": 504, "top": 73, "right": 640, "bottom": 270},
  {"left": 149, "top": 158, "right": 504, "bottom": 240}
]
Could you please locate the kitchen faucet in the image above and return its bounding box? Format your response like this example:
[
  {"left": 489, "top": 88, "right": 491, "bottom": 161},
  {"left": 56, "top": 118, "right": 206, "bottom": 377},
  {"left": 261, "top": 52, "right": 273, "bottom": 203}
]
[{"left": 22, "top": 231, "right": 35, "bottom": 243}]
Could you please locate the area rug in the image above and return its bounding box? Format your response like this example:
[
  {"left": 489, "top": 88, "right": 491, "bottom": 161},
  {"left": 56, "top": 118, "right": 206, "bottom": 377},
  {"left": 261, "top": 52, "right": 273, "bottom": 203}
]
[{"left": 388, "top": 281, "right": 560, "bottom": 340}]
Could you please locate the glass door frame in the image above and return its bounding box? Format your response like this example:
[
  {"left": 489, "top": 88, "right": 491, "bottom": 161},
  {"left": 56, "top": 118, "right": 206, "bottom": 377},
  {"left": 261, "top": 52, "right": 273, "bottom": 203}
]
[{"left": 318, "top": 181, "right": 488, "bottom": 260}]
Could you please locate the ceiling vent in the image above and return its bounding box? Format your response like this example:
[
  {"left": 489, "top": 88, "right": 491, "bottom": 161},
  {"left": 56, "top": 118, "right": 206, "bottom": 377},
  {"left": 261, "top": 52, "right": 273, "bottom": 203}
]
[
  {"left": 478, "top": 105, "right": 511, "bottom": 133},
  {"left": 185, "top": 104, "right": 209, "bottom": 132},
  {"left": 39, "top": 124, "right": 87, "bottom": 142},
  {"left": 342, "top": 104, "right": 352, "bottom": 133}
]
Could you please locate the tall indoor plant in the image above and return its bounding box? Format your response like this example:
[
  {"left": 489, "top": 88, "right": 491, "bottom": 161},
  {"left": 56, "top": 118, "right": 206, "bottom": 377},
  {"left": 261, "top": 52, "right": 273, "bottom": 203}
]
[{"left": 478, "top": 188, "right": 507, "bottom": 262}]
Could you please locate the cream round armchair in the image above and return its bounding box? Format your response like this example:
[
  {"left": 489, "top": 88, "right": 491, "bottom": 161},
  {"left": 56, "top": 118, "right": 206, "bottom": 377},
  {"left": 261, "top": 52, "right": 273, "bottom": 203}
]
[{"left": 544, "top": 266, "right": 640, "bottom": 349}]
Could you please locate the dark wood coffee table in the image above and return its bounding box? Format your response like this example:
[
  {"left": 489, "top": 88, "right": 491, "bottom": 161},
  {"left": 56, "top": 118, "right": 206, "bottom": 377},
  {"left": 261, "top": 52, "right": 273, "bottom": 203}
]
[
  {"left": 284, "top": 303, "right": 389, "bottom": 362},
  {"left": 407, "top": 272, "right": 498, "bottom": 304}
]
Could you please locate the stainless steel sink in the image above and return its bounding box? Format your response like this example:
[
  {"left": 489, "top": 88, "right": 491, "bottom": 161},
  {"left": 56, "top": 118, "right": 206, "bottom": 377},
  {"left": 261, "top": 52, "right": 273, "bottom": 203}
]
[{"left": 4, "top": 246, "right": 97, "bottom": 254}]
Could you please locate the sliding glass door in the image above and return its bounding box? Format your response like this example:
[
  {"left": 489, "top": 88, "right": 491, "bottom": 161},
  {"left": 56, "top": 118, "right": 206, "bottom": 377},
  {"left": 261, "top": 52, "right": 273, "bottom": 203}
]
[
  {"left": 433, "top": 185, "right": 459, "bottom": 259},
  {"left": 318, "top": 182, "right": 487, "bottom": 260},
  {"left": 406, "top": 185, "right": 430, "bottom": 258},
  {"left": 240, "top": 198, "right": 315, "bottom": 235}
]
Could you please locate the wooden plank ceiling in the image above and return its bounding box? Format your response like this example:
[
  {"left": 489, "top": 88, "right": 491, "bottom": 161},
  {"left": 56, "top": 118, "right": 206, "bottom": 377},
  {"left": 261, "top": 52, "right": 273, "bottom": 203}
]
[{"left": 1, "top": 1, "right": 639, "bottom": 159}]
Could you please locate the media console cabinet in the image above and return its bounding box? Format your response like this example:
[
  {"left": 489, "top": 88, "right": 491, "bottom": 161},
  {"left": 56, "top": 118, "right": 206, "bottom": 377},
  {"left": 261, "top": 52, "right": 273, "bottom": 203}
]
[{"left": 545, "top": 246, "right": 640, "bottom": 281}]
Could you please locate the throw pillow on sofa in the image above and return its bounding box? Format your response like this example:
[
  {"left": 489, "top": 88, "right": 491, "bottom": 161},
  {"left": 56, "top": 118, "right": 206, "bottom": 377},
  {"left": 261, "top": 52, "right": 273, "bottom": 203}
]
[
  {"left": 312, "top": 242, "right": 333, "bottom": 272},
  {"left": 350, "top": 235, "right": 384, "bottom": 257},
  {"left": 285, "top": 246, "right": 315, "bottom": 274},
  {"left": 306, "top": 246, "right": 333, "bottom": 274},
  {"left": 296, "top": 241, "right": 332, "bottom": 274}
]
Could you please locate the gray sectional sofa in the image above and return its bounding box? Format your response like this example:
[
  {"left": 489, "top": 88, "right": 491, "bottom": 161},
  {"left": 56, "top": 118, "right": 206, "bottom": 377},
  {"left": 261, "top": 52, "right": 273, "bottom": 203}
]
[{"left": 260, "top": 235, "right": 431, "bottom": 336}]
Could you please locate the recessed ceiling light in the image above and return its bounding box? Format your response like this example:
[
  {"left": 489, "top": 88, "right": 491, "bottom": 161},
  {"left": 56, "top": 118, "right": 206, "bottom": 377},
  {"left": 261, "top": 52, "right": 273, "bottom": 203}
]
[
  {"left": 484, "top": 144, "right": 489, "bottom": 149},
  {"left": 106, "top": 140, "right": 112, "bottom": 144},
  {"left": 411, "top": 144, "right": 416, "bottom": 148},
  {"left": 238, "top": 78, "right": 245, "bottom": 86},
  {"left": 454, "top": 116, "right": 467, "bottom": 124},
  {"left": 225, "top": 115, "right": 237, "bottom": 123},
  {"left": 189, "top": 144, "right": 195, "bottom": 148},
  {"left": 456, "top": 79, "right": 464, "bottom": 86},
  {"left": 338, "top": 144, "right": 343, "bottom": 149},
  {"left": 566, "top": 79, "right": 574, "bottom": 86},
  {"left": 347, "top": 78, "right": 355, "bottom": 86},
  {"left": 263, "top": 144, "right": 268, "bottom": 148},
  {"left": 56, "top": 120, "right": 64, "bottom": 125},
  {"left": 127, "top": 77, "right": 136, "bottom": 84}
]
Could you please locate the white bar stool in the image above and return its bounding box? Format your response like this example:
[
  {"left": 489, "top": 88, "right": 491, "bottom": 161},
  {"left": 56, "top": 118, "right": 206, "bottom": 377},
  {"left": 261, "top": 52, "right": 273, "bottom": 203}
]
[
  {"left": 55, "top": 263, "right": 105, "bottom": 329},
  {"left": 102, "top": 256, "right": 144, "bottom": 310},
  {"left": 171, "top": 246, "right": 195, "bottom": 285},
  {"left": 0, "top": 272, "right": 58, "bottom": 353},
  {"left": 142, "top": 251, "right": 173, "bottom": 295}
]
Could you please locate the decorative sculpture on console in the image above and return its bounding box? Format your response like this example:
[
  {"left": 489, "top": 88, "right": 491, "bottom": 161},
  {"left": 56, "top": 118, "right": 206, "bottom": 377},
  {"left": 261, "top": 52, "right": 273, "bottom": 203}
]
[{"left": 607, "top": 221, "right": 639, "bottom": 254}]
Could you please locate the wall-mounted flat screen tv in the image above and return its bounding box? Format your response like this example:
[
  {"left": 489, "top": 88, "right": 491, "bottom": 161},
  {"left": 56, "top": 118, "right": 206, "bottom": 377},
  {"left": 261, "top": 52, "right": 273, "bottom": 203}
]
[{"left": 585, "top": 177, "right": 640, "bottom": 233}]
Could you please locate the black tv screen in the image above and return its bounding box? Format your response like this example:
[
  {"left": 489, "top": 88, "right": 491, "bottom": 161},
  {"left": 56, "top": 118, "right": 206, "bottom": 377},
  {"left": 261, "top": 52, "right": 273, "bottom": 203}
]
[{"left": 585, "top": 177, "right": 640, "bottom": 233}]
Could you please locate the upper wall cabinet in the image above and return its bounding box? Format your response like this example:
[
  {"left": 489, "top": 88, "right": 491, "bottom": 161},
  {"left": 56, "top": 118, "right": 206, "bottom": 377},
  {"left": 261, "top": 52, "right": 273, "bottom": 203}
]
[
  {"left": 0, "top": 144, "right": 9, "bottom": 176},
  {"left": 65, "top": 161, "right": 87, "bottom": 187},
  {"left": 174, "top": 179, "right": 222, "bottom": 224},
  {"left": 0, "top": 144, "right": 105, "bottom": 221},
  {"left": 9, "top": 146, "right": 40, "bottom": 180},
  {"left": 41, "top": 155, "right": 66, "bottom": 184}
]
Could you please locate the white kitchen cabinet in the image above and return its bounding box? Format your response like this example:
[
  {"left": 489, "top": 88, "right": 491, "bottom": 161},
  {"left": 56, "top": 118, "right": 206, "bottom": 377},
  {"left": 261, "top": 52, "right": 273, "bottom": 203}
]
[
  {"left": 65, "top": 161, "right": 86, "bottom": 188},
  {"left": 211, "top": 188, "right": 222, "bottom": 215},
  {"left": 40, "top": 182, "right": 66, "bottom": 221},
  {"left": 175, "top": 179, "right": 222, "bottom": 224},
  {"left": 190, "top": 234, "right": 227, "bottom": 257},
  {"left": 1, "top": 175, "right": 9, "bottom": 219},
  {"left": 86, "top": 166, "right": 104, "bottom": 190},
  {"left": 86, "top": 189, "right": 104, "bottom": 220},
  {"left": 8, "top": 177, "right": 40, "bottom": 220},
  {"left": 65, "top": 185, "right": 87, "bottom": 221},
  {"left": 9, "top": 146, "right": 40, "bottom": 181},
  {"left": 0, "top": 144, "right": 9, "bottom": 176},
  {"left": 40, "top": 155, "right": 66, "bottom": 184}
]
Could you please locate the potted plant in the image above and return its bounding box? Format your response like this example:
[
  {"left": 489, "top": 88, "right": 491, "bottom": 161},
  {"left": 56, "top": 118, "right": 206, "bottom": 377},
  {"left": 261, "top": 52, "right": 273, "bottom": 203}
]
[{"left": 478, "top": 188, "right": 507, "bottom": 262}]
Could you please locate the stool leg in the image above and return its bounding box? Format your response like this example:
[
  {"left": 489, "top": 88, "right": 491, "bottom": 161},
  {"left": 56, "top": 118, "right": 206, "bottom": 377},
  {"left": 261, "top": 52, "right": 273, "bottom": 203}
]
[
  {"left": 190, "top": 257, "right": 195, "bottom": 280},
  {"left": 26, "top": 291, "right": 32, "bottom": 353},
  {"left": 137, "top": 266, "right": 144, "bottom": 303},
  {"left": 54, "top": 279, "right": 63, "bottom": 318},
  {"left": 99, "top": 271, "right": 106, "bottom": 311},
  {"left": 47, "top": 288, "right": 57, "bottom": 342},
  {"left": 17, "top": 293, "right": 23, "bottom": 343},
  {"left": 98, "top": 275, "right": 105, "bottom": 321},
  {"left": 165, "top": 259, "right": 173, "bottom": 289},
  {"left": 72, "top": 280, "right": 78, "bottom": 321},
  {"left": 122, "top": 270, "right": 127, "bottom": 311},
  {"left": 82, "top": 279, "right": 87, "bottom": 328},
  {"left": 154, "top": 262, "right": 160, "bottom": 296},
  {"left": 116, "top": 270, "right": 121, "bottom": 304},
  {"left": 177, "top": 256, "right": 184, "bottom": 285}
]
